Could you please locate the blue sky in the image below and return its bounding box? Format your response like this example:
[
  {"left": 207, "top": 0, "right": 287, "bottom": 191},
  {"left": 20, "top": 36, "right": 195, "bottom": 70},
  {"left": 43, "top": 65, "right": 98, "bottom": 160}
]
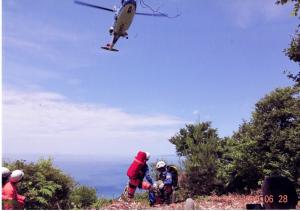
[{"left": 2, "top": 0, "right": 298, "bottom": 157}]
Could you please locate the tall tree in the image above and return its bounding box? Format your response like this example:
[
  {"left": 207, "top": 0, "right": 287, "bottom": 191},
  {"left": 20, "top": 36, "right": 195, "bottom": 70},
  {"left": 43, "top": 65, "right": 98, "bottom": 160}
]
[
  {"left": 169, "top": 122, "right": 220, "bottom": 195},
  {"left": 232, "top": 87, "right": 300, "bottom": 192},
  {"left": 252, "top": 87, "right": 300, "bottom": 183}
]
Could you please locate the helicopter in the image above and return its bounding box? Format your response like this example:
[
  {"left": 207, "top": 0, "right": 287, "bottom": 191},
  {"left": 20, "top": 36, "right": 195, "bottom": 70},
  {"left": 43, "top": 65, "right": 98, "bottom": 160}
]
[{"left": 75, "top": 0, "right": 170, "bottom": 52}]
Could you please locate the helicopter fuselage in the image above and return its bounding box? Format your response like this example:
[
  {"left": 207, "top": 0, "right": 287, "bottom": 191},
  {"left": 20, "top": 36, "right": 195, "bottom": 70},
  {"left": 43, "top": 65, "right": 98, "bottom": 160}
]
[
  {"left": 76, "top": 0, "right": 169, "bottom": 51},
  {"left": 106, "top": 0, "right": 137, "bottom": 50},
  {"left": 114, "top": 1, "right": 136, "bottom": 36}
]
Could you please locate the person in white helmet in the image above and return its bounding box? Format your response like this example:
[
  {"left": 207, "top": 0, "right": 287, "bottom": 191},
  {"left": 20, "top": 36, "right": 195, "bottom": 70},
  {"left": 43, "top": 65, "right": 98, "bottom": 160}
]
[
  {"left": 155, "top": 161, "right": 173, "bottom": 205},
  {"left": 2, "top": 167, "right": 11, "bottom": 187},
  {"left": 2, "top": 170, "right": 26, "bottom": 210}
]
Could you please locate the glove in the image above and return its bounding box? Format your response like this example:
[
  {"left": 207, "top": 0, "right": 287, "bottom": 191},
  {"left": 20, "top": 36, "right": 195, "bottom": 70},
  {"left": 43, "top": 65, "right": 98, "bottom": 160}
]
[
  {"left": 159, "top": 183, "right": 164, "bottom": 190},
  {"left": 152, "top": 183, "right": 158, "bottom": 189}
]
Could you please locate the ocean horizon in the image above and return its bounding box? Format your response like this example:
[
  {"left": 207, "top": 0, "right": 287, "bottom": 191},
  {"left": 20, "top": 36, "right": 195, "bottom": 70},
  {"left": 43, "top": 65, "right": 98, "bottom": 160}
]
[{"left": 3, "top": 153, "right": 181, "bottom": 199}]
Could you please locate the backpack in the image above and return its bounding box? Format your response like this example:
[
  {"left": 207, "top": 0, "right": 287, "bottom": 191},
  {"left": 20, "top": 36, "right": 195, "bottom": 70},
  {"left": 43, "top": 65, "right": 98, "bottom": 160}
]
[
  {"left": 127, "top": 151, "right": 147, "bottom": 179},
  {"left": 127, "top": 160, "right": 145, "bottom": 179},
  {"left": 166, "top": 165, "right": 179, "bottom": 190}
]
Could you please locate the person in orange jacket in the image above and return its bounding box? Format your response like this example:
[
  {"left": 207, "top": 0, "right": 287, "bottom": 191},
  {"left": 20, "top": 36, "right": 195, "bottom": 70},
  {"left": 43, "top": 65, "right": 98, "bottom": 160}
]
[
  {"left": 2, "top": 170, "right": 26, "bottom": 210},
  {"left": 126, "top": 151, "right": 153, "bottom": 199}
]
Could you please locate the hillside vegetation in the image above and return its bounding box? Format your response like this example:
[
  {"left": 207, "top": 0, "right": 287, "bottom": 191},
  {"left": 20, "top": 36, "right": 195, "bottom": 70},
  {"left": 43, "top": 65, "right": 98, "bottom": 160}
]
[
  {"left": 169, "top": 86, "right": 299, "bottom": 197},
  {"left": 3, "top": 159, "right": 112, "bottom": 209}
]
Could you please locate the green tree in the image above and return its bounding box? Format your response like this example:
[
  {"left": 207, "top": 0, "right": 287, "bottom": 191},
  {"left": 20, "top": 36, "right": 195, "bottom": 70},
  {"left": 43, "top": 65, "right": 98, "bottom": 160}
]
[
  {"left": 252, "top": 87, "right": 300, "bottom": 183},
  {"left": 169, "top": 122, "right": 220, "bottom": 195},
  {"left": 276, "top": 0, "right": 300, "bottom": 85},
  {"left": 276, "top": 0, "right": 300, "bottom": 16},
  {"left": 228, "top": 87, "right": 300, "bottom": 193},
  {"left": 4, "top": 159, "right": 75, "bottom": 209},
  {"left": 218, "top": 124, "right": 263, "bottom": 193},
  {"left": 70, "top": 185, "right": 97, "bottom": 209}
]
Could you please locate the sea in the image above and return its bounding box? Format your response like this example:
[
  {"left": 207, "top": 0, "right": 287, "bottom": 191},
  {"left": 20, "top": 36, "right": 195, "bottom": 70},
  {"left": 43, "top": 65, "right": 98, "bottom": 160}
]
[{"left": 3, "top": 154, "right": 181, "bottom": 199}]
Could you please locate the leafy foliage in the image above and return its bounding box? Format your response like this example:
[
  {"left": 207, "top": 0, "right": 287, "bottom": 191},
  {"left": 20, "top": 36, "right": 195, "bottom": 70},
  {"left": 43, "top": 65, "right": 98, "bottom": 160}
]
[
  {"left": 169, "top": 87, "right": 300, "bottom": 196},
  {"left": 169, "top": 122, "right": 221, "bottom": 195},
  {"left": 251, "top": 87, "right": 300, "bottom": 184},
  {"left": 4, "top": 159, "right": 75, "bottom": 209},
  {"left": 216, "top": 136, "right": 262, "bottom": 194},
  {"left": 276, "top": 0, "right": 300, "bottom": 16},
  {"left": 70, "top": 185, "right": 97, "bottom": 209},
  {"left": 220, "top": 87, "right": 299, "bottom": 194},
  {"left": 3, "top": 159, "right": 114, "bottom": 210},
  {"left": 276, "top": 0, "right": 300, "bottom": 85},
  {"left": 284, "top": 31, "right": 300, "bottom": 63},
  {"left": 287, "top": 70, "right": 300, "bottom": 86}
]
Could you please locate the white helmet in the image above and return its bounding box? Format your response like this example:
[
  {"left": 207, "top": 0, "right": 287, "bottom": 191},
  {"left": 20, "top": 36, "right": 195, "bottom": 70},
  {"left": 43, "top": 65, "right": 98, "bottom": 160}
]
[
  {"left": 10, "top": 170, "right": 24, "bottom": 183},
  {"left": 2, "top": 167, "right": 11, "bottom": 178},
  {"left": 145, "top": 152, "right": 150, "bottom": 161},
  {"left": 156, "top": 161, "right": 166, "bottom": 169}
]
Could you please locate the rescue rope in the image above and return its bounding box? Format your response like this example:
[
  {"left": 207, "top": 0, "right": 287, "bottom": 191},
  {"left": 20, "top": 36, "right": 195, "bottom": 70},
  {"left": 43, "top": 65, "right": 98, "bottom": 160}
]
[{"left": 138, "top": 0, "right": 181, "bottom": 18}]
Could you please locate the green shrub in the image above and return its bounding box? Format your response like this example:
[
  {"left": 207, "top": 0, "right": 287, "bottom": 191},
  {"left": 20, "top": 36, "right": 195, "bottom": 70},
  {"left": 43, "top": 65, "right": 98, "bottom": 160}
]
[
  {"left": 169, "top": 122, "right": 220, "bottom": 195},
  {"left": 3, "top": 159, "right": 75, "bottom": 209},
  {"left": 70, "top": 185, "right": 97, "bottom": 209}
]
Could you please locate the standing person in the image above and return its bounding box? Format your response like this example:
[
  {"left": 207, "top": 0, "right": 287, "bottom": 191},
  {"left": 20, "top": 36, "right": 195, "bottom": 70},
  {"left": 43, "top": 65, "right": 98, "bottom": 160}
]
[
  {"left": 2, "top": 170, "right": 26, "bottom": 210},
  {"left": 155, "top": 161, "right": 173, "bottom": 205},
  {"left": 126, "top": 151, "right": 153, "bottom": 199},
  {"left": 2, "top": 167, "right": 11, "bottom": 187}
]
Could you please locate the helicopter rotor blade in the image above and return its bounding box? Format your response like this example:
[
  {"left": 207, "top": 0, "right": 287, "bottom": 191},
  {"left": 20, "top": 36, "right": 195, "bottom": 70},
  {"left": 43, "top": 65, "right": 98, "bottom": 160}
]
[
  {"left": 74, "top": 1, "right": 115, "bottom": 12},
  {"left": 135, "top": 12, "right": 168, "bottom": 17}
]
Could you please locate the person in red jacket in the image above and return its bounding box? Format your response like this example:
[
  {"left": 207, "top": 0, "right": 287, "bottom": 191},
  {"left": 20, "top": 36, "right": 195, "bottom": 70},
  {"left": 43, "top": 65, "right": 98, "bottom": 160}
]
[
  {"left": 2, "top": 170, "right": 26, "bottom": 210},
  {"left": 126, "top": 151, "right": 153, "bottom": 199}
]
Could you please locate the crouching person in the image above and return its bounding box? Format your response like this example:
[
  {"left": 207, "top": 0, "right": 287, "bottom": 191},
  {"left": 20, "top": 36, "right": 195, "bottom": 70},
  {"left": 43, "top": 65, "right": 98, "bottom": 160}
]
[
  {"left": 149, "top": 180, "right": 165, "bottom": 206},
  {"left": 155, "top": 161, "right": 173, "bottom": 205},
  {"left": 2, "top": 170, "right": 26, "bottom": 210},
  {"left": 126, "top": 151, "right": 153, "bottom": 199}
]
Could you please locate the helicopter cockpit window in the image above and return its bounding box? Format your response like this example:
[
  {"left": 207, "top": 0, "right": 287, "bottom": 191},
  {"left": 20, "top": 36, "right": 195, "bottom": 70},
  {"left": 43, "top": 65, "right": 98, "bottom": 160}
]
[{"left": 127, "top": 6, "right": 132, "bottom": 14}]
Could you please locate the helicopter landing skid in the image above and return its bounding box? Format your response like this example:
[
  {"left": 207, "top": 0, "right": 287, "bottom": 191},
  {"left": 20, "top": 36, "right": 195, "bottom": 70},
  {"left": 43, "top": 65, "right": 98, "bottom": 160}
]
[{"left": 101, "top": 46, "right": 119, "bottom": 52}]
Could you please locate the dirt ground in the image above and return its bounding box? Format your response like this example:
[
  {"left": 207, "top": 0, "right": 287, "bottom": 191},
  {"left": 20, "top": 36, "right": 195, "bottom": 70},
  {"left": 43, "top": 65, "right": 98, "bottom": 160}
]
[{"left": 102, "top": 193, "right": 300, "bottom": 210}]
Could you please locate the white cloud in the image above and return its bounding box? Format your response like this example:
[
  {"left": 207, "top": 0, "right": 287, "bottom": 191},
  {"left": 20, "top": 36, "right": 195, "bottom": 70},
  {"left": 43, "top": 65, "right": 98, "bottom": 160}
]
[
  {"left": 222, "top": 0, "right": 293, "bottom": 28},
  {"left": 3, "top": 62, "right": 64, "bottom": 92},
  {"left": 3, "top": 2, "right": 93, "bottom": 70},
  {"left": 4, "top": 36, "right": 43, "bottom": 51},
  {"left": 67, "top": 78, "right": 81, "bottom": 86},
  {"left": 3, "top": 89, "right": 184, "bottom": 156},
  {"left": 192, "top": 110, "right": 199, "bottom": 115}
]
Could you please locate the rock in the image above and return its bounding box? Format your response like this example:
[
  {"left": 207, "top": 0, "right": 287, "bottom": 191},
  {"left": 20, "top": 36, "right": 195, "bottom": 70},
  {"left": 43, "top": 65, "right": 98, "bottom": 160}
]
[{"left": 184, "top": 198, "right": 195, "bottom": 210}]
